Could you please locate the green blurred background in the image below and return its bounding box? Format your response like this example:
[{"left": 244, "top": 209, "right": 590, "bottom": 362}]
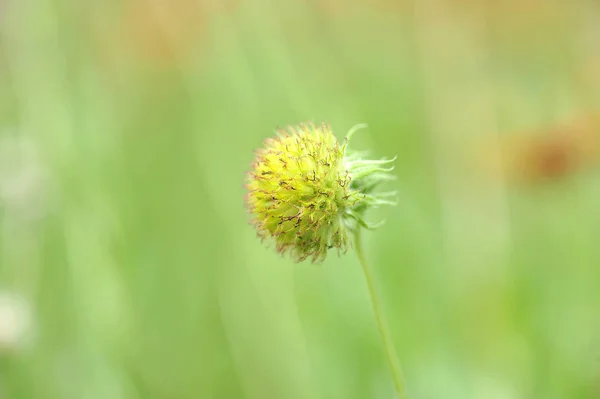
[{"left": 1, "top": 0, "right": 600, "bottom": 398}]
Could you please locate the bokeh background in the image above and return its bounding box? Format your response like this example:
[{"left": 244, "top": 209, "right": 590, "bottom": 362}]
[{"left": 1, "top": 0, "right": 600, "bottom": 398}]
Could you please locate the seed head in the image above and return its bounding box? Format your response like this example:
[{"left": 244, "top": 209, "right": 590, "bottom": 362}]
[{"left": 245, "top": 122, "right": 396, "bottom": 263}]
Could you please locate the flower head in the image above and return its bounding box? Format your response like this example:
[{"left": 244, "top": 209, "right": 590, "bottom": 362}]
[{"left": 245, "top": 122, "right": 396, "bottom": 263}]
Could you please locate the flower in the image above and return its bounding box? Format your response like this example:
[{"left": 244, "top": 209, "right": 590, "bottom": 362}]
[{"left": 245, "top": 122, "right": 396, "bottom": 263}]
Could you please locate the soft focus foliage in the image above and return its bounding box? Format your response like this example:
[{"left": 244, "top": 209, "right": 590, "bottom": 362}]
[{"left": 1, "top": 0, "right": 600, "bottom": 398}]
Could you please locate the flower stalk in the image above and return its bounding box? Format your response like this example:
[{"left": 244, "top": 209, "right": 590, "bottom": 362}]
[{"left": 354, "top": 229, "right": 407, "bottom": 399}]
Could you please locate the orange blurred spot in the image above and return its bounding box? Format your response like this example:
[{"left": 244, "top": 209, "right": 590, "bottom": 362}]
[
  {"left": 483, "top": 114, "right": 600, "bottom": 185},
  {"left": 123, "top": 0, "right": 206, "bottom": 65},
  {"left": 307, "top": 0, "right": 356, "bottom": 16},
  {"left": 91, "top": 0, "right": 239, "bottom": 70},
  {"left": 308, "top": 0, "right": 412, "bottom": 17}
]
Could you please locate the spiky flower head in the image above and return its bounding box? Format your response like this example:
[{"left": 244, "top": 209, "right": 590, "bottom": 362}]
[{"left": 245, "top": 122, "right": 396, "bottom": 263}]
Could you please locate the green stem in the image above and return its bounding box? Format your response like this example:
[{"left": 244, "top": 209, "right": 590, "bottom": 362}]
[{"left": 354, "top": 229, "right": 408, "bottom": 399}]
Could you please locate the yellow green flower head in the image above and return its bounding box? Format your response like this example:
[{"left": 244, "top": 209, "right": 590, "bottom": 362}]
[{"left": 245, "top": 122, "right": 396, "bottom": 263}]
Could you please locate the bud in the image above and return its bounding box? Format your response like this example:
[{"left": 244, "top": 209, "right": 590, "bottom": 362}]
[{"left": 245, "top": 122, "right": 396, "bottom": 263}]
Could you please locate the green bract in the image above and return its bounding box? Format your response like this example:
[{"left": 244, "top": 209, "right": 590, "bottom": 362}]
[{"left": 245, "top": 122, "right": 396, "bottom": 263}]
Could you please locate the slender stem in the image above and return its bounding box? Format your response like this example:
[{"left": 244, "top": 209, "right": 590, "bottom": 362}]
[{"left": 354, "top": 229, "right": 407, "bottom": 399}]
